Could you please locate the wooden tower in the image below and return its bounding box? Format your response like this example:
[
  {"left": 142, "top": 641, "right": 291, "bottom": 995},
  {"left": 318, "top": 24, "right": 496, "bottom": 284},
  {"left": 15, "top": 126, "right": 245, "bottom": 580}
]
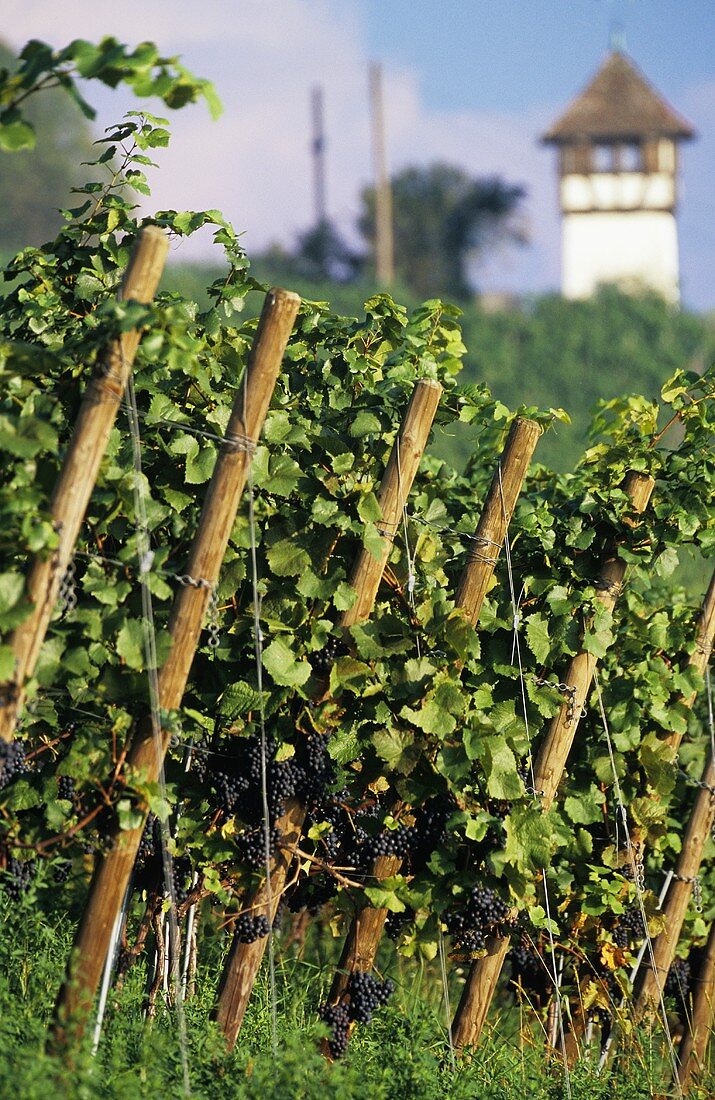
[{"left": 542, "top": 50, "right": 695, "bottom": 303}]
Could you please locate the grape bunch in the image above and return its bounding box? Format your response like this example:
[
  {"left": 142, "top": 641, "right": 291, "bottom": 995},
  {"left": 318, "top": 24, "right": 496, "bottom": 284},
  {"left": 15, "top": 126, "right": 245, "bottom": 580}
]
[
  {"left": 2, "top": 856, "right": 36, "bottom": 900},
  {"left": 170, "top": 855, "right": 193, "bottom": 905},
  {"left": 57, "top": 775, "right": 75, "bottom": 802},
  {"left": 310, "top": 635, "right": 348, "bottom": 676},
  {"left": 665, "top": 956, "right": 691, "bottom": 1018},
  {"left": 347, "top": 970, "right": 395, "bottom": 1024},
  {"left": 53, "top": 859, "right": 72, "bottom": 884},
  {"left": 386, "top": 907, "right": 414, "bottom": 942},
  {"left": 320, "top": 1003, "right": 351, "bottom": 1059},
  {"left": 446, "top": 884, "right": 510, "bottom": 954},
  {"left": 234, "top": 912, "right": 271, "bottom": 943},
  {"left": 613, "top": 903, "right": 645, "bottom": 947},
  {"left": 236, "top": 824, "right": 281, "bottom": 870},
  {"left": 0, "top": 739, "right": 29, "bottom": 790},
  {"left": 508, "top": 938, "right": 549, "bottom": 999},
  {"left": 137, "top": 814, "right": 159, "bottom": 865}
]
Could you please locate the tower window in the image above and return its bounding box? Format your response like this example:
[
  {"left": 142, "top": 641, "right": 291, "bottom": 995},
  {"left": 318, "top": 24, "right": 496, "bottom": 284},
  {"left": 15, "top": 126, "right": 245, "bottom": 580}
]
[
  {"left": 592, "top": 143, "right": 614, "bottom": 172},
  {"left": 618, "top": 143, "right": 642, "bottom": 171}
]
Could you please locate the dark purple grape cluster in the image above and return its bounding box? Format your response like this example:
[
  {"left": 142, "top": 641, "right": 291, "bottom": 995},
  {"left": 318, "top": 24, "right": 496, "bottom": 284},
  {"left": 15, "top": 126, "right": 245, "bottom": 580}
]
[
  {"left": 665, "top": 956, "right": 691, "bottom": 1017},
  {"left": 171, "top": 855, "right": 193, "bottom": 905},
  {"left": 317, "top": 795, "right": 451, "bottom": 877},
  {"left": 234, "top": 912, "right": 271, "bottom": 943},
  {"left": 386, "top": 908, "right": 414, "bottom": 942},
  {"left": 57, "top": 775, "right": 75, "bottom": 801},
  {"left": 347, "top": 969, "right": 395, "bottom": 1024},
  {"left": 446, "top": 884, "right": 510, "bottom": 955},
  {"left": 508, "top": 939, "right": 549, "bottom": 999},
  {"left": 53, "top": 859, "right": 72, "bottom": 884},
  {"left": 310, "top": 635, "right": 349, "bottom": 676},
  {"left": 2, "top": 856, "right": 36, "bottom": 900},
  {"left": 320, "top": 1003, "right": 350, "bottom": 1058},
  {"left": 614, "top": 904, "right": 645, "bottom": 947},
  {"left": 236, "top": 824, "right": 281, "bottom": 870},
  {"left": 293, "top": 732, "right": 336, "bottom": 806},
  {"left": 137, "top": 814, "right": 159, "bottom": 865},
  {"left": 0, "top": 739, "right": 29, "bottom": 790}
]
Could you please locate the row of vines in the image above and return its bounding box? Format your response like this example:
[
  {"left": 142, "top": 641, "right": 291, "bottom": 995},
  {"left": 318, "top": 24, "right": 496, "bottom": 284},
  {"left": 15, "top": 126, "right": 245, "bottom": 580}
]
[{"left": 1, "top": 35, "right": 715, "bottom": 1098}]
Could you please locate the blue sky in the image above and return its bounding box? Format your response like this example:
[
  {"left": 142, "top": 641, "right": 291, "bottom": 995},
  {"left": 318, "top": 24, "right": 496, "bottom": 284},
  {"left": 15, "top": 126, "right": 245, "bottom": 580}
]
[
  {"left": 363, "top": 0, "right": 715, "bottom": 114},
  {"left": 5, "top": 1, "right": 715, "bottom": 310}
]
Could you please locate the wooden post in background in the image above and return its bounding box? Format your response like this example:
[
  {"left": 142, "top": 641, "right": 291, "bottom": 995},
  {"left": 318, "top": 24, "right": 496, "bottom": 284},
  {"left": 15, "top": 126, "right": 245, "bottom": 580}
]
[
  {"left": 451, "top": 470, "right": 655, "bottom": 1053},
  {"left": 0, "top": 227, "right": 169, "bottom": 742},
  {"left": 369, "top": 62, "right": 394, "bottom": 287},
  {"left": 214, "top": 378, "right": 442, "bottom": 1049},
  {"left": 678, "top": 919, "right": 715, "bottom": 1093},
  {"left": 633, "top": 754, "right": 715, "bottom": 1020},
  {"left": 52, "top": 288, "right": 300, "bottom": 1046},
  {"left": 564, "top": 564, "right": 715, "bottom": 1066},
  {"left": 325, "top": 418, "right": 543, "bottom": 1011}
]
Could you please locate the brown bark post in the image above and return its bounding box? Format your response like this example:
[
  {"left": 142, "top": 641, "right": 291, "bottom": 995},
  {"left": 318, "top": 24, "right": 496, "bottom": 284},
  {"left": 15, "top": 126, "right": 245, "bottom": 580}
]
[
  {"left": 0, "top": 227, "right": 169, "bottom": 742},
  {"left": 51, "top": 287, "right": 300, "bottom": 1047},
  {"left": 563, "top": 565, "right": 715, "bottom": 1066},
  {"left": 451, "top": 470, "right": 655, "bottom": 1054},
  {"left": 678, "top": 919, "right": 715, "bottom": 1093},
  {"left": 633, "top": 757, "right": 715, "bottom": 1020},
  {"left": 214, "top": 378, "right": 443, "bottom": 1050},
  {"left": 326, "top": 418, "right": 543, "bottom": 1009}
]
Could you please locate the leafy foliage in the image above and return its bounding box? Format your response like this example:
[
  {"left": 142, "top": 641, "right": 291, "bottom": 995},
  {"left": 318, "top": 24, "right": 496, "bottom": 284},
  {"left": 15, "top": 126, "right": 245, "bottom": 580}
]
[{"left": 0, "top": 36, "right": 714, "bottom": 1087}]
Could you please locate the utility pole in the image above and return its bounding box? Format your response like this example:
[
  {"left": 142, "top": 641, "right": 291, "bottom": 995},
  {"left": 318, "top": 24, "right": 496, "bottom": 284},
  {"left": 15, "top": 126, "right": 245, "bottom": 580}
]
[
  {"left": 369, "top": 63, "right": 394, "bottom": 286},
  {"left": 311, "top": 85, "right": 327, "bottom": 227}
]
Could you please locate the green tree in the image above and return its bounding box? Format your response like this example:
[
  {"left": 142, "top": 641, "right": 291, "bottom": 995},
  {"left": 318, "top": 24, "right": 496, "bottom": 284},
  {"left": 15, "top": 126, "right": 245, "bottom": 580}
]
[
  {"left": 358, "top": 163, "right": 526, "bottom": 300},
  {"left": 0, "top": 40, "right": 96, "bottom": 253}
]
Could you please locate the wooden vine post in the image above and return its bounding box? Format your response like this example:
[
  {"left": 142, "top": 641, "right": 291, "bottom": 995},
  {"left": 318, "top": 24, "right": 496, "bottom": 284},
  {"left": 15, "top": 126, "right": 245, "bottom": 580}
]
[
  {"left": 52, "top": 287, "right": 300, "bottom": 1047},
  {"left": 0, "top": 227, "right": 169, "bottom": 743},
  {"left": 214, "top": 378, "right": 443, "bottom": 1049},
  {"left": 324, "top": 417, "right": 543, "bottom": 1014},
  {"left": 451, "top": 470, "right": 655, "bottom": 1053},
  {"left": 633, "top": 683, "right": 715, "bottom": 1023},
  {"left": 678, "top": 918, "right": 715, "bottom": 1093},
  {"left": 565, "top": 565, "right": 715, "bottom": 1066}
]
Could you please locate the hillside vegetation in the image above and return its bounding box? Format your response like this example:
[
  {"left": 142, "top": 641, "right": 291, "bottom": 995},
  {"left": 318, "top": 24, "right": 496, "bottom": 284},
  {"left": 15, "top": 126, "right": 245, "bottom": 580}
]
[{"left": 165, "top": 260, "right": 715, "bottom": 471}]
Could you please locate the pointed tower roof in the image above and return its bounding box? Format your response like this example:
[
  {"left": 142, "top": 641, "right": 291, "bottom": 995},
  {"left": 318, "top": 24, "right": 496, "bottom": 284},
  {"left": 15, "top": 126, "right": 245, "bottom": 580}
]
[{"left": 543, "top": 51, "right": 695, "bottom": 144}]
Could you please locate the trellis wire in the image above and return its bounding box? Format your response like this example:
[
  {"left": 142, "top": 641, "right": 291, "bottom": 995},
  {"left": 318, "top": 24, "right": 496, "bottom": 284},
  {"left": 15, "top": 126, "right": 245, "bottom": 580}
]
[
  {"left": 438, "top": 926, "right": 456, "bottom": 1071},
  {"left": 497, "top": 466, "right": 571, "bottom": 1099},
  {"left": 396, "top": 434, "right": 421, "bottom": 658},
  {"left": 91, "top": 880, "right": 131, "bottom": 1055},
  {"left": 123, "top": 371, "right": 191, "bottom": 1095},
  {"left": 593, "top": 671, "right": 681, "bottom": 1093},
  {"left": 243, "top": 372, "right": 278, "bottom": 1056}
]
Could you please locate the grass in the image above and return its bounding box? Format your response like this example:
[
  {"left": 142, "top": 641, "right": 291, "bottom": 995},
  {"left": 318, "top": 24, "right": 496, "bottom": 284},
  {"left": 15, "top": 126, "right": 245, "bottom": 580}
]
[{"left": 1, "top": 892, "right": 712, "bottom": 1099}]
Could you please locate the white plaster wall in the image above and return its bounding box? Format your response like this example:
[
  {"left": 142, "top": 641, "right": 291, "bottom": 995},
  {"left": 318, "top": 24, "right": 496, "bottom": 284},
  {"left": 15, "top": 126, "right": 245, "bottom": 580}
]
[
  {"left": 562, "top": 210, "right": 680, "bottom": 302},
  {"left": 561, "top": 173, "right": 675, "bottom": 212}
]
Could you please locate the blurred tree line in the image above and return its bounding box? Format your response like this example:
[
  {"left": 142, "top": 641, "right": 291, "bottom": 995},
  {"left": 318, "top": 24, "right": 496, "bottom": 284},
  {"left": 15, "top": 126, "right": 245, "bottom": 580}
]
[{"left": 0, "top": 41, "right": 96, "bottom": 253}]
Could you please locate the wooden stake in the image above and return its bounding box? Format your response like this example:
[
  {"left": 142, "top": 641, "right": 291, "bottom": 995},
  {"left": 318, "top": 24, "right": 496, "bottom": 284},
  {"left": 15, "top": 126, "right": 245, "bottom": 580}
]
[
  {"left": 451, "top": 470, "right": 655, "bottom": 1053},
  {"left": 633, "top": 756, "right": 715, "bottom": 1020},
  {"left": 0, "top": 227, "right": 169, "bottom": 743},
  {"left": 214, "top": 378, "right": 442, "bottom": 1049},
  {"left": 455, "top": 418, "right": 543, "bottom": 626},
  {"left": 325, "top": 418, "right": 543, "bottom": 1009},
  {"left": 564, "top": 565, "right": 715, "bottom": 1066},
  {"left": 678, "top": 919, "right": 715, "bottom": 1093},
  {"left": 51, "top": 287, "right": 300, "bottom": 1046}
]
